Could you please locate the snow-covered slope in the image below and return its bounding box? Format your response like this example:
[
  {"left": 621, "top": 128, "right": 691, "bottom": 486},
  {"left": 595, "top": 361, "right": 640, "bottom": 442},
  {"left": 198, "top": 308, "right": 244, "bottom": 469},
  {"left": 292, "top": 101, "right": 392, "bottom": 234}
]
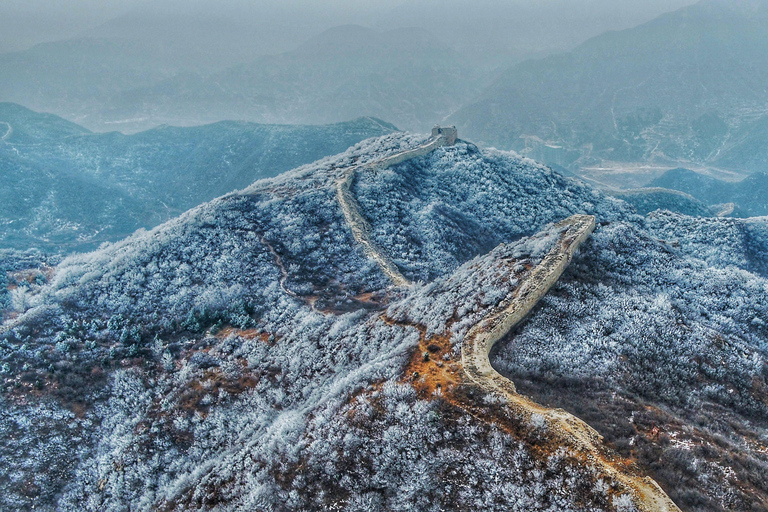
[{"left": 1, "top": 132, "right": 766, "bottom": 511}]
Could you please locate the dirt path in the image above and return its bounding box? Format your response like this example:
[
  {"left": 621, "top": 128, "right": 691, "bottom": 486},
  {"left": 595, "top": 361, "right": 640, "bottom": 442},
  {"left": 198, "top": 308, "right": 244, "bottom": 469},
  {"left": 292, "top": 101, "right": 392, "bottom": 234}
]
[
  {"left": 0, "top": 122, "right": 11, "bottom": 142},
  {"left": 336, "top": 133, "right": 453, "bottom": 287},
  {"left": 259, "top": 234, "right": 324, "bottom": 314},
  {"left": 460, "top": 214, "right": 681, "bottom": 512}
]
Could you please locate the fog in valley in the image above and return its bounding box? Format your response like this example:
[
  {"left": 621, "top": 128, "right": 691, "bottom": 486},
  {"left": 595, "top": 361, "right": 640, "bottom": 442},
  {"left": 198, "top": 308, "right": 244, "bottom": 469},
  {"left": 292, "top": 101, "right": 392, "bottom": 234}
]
[{"left": 1, "top": 0, "right": 699, "bottom": 131}]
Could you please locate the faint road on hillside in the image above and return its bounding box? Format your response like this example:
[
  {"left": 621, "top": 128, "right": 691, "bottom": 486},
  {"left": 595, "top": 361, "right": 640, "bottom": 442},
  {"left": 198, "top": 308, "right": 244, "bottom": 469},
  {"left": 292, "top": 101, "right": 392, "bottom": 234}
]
[{"left": 0, "top": 122, "right": 11, "bottom": 142}]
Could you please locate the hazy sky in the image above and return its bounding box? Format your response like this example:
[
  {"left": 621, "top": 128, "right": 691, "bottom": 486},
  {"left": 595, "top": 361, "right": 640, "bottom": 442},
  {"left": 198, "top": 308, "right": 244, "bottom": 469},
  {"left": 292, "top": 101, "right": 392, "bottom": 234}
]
[{"left": 0, "top": 0, "right": 700, "bottom": 54}]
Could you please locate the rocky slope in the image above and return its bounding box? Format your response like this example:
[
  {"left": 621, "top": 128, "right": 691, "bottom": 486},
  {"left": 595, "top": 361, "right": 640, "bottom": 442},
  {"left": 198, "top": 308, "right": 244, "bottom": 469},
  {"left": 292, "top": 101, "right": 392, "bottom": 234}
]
[{"left": 1, "top": 132, "right": 766, "bottom": 511}]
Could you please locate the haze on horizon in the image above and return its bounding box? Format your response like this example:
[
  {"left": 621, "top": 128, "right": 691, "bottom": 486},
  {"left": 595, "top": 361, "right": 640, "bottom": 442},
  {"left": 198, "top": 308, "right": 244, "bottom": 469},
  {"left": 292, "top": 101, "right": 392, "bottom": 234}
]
[{"left": 0, "top": 0, "right": 698, "bottom": 56}]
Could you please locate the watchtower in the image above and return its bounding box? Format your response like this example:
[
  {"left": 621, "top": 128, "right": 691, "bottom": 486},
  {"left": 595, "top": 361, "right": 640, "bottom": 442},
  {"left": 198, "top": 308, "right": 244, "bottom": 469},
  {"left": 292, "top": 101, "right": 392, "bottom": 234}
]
[{"left": 431, "top": 125, "right": 458, "bottom": 145}]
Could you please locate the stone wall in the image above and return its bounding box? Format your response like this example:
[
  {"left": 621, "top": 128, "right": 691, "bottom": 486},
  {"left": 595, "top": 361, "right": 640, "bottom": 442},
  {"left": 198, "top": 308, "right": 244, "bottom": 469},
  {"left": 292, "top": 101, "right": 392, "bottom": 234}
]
[
  {"left": 459, "top": 215, "right": 682, "bottom": 512},
  {"left": 335, "top": 130, "right": 460, "bottom": 286}
]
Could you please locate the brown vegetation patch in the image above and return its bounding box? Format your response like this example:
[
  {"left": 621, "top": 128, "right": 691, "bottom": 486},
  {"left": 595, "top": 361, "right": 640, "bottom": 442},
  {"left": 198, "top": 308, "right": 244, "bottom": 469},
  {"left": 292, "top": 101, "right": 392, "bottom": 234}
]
[
  {"left": 3, "top": 360, "right": 109, "bottom": 417},
  {"left": 509, "top": 375, "right": 768, "bottom": 511},
  {"left": 310, "top": 287, "right": 392, "bottom": 315},
  {"left": 402, "top": 330, "right": 463, "bottom": 398},
  {"left": 213, "top": 326, "right": 273, "bottom": 344},
  {"left": 8, "top": 265, "right": 55, "bottom": 286},
  {"left": 339, "top": 371, "right": 626, "bottom": 511},
  {"left": 175, "top": 360, "right": 258, "bottom": 418},
  {"left": 391, "top": 314, "right": 634, "bottom": 496}
]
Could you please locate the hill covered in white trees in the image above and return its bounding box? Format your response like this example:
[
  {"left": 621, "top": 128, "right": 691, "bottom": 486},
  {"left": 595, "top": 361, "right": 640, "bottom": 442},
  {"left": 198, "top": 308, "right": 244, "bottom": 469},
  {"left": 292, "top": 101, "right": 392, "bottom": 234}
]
[{"left": 1, "top": 132, "right": 767, "bottom": 511}]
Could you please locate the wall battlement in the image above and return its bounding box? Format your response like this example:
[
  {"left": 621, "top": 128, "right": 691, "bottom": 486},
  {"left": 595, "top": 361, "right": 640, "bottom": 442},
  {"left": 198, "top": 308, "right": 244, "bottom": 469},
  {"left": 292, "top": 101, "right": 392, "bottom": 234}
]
[{"left": 431, "top": 125, "right": 458, "bottom": 145}]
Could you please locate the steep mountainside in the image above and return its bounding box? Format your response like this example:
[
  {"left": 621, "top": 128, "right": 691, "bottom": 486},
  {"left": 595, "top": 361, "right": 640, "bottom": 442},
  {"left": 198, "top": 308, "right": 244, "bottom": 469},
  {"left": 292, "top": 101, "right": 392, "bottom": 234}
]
[
  {"left": 494, "top": 212, "right": 768, "bottom": 510},
  {"left": 0, "top": 103, "right": 396, "bottom": 252},
  {"left": 651, "top": 168, "right": 768, "bottom": 217},
  {"left": 451, "top": 0, "right": 768, "bottom": 171},
  {"left": 1, "top": 133, "right": 766, "bottom": 511}
]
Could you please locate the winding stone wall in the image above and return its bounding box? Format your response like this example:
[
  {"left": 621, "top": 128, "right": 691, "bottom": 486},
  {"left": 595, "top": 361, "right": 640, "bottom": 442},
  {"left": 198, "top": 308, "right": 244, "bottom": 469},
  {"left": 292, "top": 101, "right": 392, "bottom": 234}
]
[
  {"left": 460, "top": 214, "right": 682, "bottom": 512},
  {"left": 336, "top": 130, "right": 457, "bottom": 286}
]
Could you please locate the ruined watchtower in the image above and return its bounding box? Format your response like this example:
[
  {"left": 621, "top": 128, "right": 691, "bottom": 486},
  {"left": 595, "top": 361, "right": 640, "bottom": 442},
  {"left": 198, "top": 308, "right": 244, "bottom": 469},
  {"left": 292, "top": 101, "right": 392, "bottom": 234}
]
[{"left": 432, "top": 125, "right": 458, "bottom": 145}]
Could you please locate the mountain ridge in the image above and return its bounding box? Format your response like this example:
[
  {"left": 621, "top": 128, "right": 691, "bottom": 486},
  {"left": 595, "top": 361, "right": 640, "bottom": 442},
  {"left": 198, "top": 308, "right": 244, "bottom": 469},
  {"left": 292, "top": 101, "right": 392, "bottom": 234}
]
[
  {"left": 0, "top": 103, "right": 398, "bottom": 252},
  {"left": 2, "top": 131, "right": 767, "bottom": 510}
]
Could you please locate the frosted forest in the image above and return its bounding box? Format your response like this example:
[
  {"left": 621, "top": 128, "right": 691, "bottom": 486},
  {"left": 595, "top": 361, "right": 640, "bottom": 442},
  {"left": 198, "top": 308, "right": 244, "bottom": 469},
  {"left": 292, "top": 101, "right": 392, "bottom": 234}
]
[{"left": 1, "top": 133, "right": 767, "bottom": 511}]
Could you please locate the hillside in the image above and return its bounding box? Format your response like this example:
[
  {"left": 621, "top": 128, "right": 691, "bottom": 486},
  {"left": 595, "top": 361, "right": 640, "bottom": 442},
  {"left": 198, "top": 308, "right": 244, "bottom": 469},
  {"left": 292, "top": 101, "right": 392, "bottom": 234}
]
[
  {"left": 1, "top": 131, "right": 767, "bottom": 511},
  {"left": 607, "top": 188, "right": 714, "bottom": 217},
  {"left": 651, "top": 167, "right": 768, "bottom": 217},
  {"left": 451, "top": 0, "right": 768, "bottom": 171},
  {"left": 494, "top": 211, "right": 768, "bottom": 510},
  {"left": 0, "top": 103, "right": 396, "bottom": 252}
]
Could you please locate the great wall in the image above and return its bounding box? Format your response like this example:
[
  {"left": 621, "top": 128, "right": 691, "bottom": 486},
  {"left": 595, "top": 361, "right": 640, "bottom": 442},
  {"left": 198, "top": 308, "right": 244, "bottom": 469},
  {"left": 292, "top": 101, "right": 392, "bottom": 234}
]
[
  {"left": 460, "top": 214, "right": 681, "bottom": 512},
  {"left": 336, "top": 129, "right": 681, "bottom": 511},
  {"left": 335, "top": 125, "right": 458, "bottom": 287}
]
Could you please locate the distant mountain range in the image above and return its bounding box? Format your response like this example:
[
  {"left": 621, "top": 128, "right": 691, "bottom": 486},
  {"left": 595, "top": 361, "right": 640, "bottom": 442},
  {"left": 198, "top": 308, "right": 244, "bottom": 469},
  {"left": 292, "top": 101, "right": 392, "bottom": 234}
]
[
  {"left": 452, "top": 0, "right": 768, "bottom": 172},
  {"left": 4, "top": 0, "right": 765, "bottom": 170},
  {"left": 99, "top": 25, "right": 481, "bottom": 132},
  {"left": 650, "top": 167, "right": 768, "bottom": 216},
  {"left": 0, "top": 25, "right": 483, "bottom": 133},
  {"left": 0, "top": 102, "right": 396, "bottom": 252},
  {"left": 0, "top": 0, "right": 700, "bottom": 132}
]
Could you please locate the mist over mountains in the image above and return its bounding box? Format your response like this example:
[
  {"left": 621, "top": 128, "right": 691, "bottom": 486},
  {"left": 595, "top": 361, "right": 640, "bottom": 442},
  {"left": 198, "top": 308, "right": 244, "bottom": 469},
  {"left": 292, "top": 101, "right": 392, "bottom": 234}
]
[
  {"left": 100, "top": 25, "right": 481, "bottom": 132},
  {"left": 0, "top": 0, "right": 698, "bottom": 135},
  {"left": 2, "top": 2, "right": 768, "bottom": 511},
  {"left": 4, "top": 0, "right": 766, "bottom": 176},
  {"left": 452, "top": 0, "right": 768, "bottom": 172}
]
